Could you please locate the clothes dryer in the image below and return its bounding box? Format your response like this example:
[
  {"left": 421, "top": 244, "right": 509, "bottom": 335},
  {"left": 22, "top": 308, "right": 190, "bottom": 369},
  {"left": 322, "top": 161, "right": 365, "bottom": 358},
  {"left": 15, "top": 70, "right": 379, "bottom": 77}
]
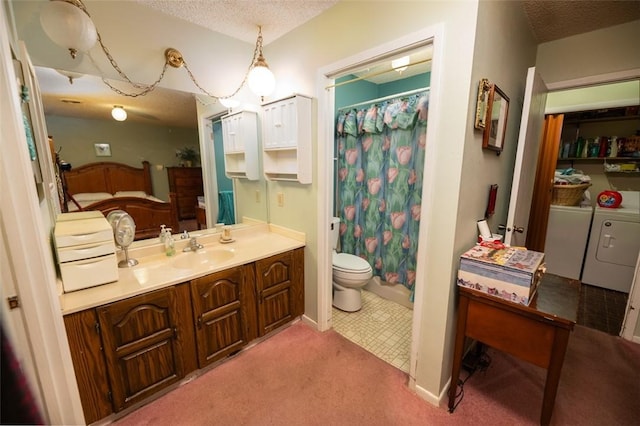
[
  {"left": 582, "top": 191, "right": 640, "bottom": 293},
  {"left": 543, "top": 204, "right": 593, "bottom": 280}
]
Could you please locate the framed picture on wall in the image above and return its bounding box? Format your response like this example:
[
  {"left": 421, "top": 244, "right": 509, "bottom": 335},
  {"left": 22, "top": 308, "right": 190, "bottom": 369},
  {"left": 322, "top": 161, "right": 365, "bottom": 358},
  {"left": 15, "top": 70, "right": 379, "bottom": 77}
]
[
  {"left": 482, "top": 84, "right": 509, "bottom": 154},
  {"left": 94, "top": 143, "right": 111, "bottom": 157}
]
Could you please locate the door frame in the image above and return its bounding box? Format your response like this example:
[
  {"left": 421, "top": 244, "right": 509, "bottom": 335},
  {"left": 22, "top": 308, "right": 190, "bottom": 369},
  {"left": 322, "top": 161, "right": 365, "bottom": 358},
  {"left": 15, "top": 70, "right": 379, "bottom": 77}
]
[
  {"left": 0, "top": 8, "right": 84, "bottom": 423},
  {"left": 315, "top": 24, "right": 445, "bottom": 394}
]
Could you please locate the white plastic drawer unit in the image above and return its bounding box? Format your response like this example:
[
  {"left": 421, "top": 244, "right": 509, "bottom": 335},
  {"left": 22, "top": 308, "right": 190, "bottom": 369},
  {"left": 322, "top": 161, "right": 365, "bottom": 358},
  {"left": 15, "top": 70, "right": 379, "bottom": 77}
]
[
  {"left": 56, "top": 241, "right": 117, "bottom": 263},
  {"left": 59, "top": 254, "right": 118, "bottom": 292},
  {"left": 54, "top": 212, "right": 118, "bottom": 292}
]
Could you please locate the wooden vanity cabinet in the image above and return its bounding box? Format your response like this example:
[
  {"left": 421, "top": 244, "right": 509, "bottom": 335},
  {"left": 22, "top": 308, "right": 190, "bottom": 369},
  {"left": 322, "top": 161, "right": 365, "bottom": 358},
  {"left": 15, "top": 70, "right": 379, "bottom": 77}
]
[
  {"left": 97, "top": 284, "right": 196, "bottom": 412},
  {"left": 64, "top": 309, "right": 113, "bottom": 424},
  {"left": 190, "top": 265, "right": 258, "bottom": 368},
  {"left": 64, "top": 248, "right": 304, "bottom": 423},
  {"left": 255, "top": 248, "right": 304, "bottom": 336}
]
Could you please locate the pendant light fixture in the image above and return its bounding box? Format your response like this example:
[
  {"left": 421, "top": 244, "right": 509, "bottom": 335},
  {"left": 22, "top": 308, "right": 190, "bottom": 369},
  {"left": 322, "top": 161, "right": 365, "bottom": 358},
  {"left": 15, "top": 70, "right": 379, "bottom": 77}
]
[
  {"left": 247, "top": 26, "right": 276, "bottom": 100},
  {"left": 111, "top": 106, "right": 127, "bottom": 121},
  {"left": 39, "top": 0, "right": 276, "bottom": 103},
  {"left": 39, "top": 0, "right": 97, "bottom": 59}
]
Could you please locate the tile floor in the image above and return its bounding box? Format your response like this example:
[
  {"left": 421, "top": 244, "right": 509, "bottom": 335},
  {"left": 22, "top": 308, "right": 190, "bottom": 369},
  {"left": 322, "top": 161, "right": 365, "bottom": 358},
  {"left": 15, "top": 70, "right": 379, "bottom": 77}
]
[
  {"left": 331, "top": 283, "right": 630, "bottom": 372},
  {"left": 332, "top": 290, "right": 412, "bottom": 372},
  {"left": 577, "top": 283, "right": 629, "bottom": 335}
]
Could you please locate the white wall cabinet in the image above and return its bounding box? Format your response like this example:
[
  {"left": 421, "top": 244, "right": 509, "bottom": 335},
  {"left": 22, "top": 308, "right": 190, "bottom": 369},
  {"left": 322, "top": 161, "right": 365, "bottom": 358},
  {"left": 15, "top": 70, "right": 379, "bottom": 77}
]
[
  {"left": 261, "top": 95, "right": 312, "bottom": 184},
  {"left": 221, "top": 111, "right": 259, "bottom": 180}
]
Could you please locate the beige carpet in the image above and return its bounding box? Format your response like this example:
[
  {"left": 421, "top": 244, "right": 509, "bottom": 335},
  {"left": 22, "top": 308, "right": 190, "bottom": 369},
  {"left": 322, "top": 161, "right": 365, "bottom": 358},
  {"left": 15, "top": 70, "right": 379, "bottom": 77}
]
[{"left": 112, "top": 321, "right": 640, "bottom": 426}]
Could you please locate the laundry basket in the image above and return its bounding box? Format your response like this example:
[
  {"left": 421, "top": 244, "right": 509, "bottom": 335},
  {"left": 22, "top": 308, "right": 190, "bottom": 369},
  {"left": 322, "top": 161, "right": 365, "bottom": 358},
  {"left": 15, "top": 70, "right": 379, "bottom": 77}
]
[{"left": 551, "top": 183, "right": 591, "bottom": 206}]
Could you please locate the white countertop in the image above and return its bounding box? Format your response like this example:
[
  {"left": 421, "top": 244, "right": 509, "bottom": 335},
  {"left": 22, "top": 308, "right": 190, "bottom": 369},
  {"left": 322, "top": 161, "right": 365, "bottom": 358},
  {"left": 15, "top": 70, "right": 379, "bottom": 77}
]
[{"left": 59, "top": 223, "right": 305, "bottom": 315}]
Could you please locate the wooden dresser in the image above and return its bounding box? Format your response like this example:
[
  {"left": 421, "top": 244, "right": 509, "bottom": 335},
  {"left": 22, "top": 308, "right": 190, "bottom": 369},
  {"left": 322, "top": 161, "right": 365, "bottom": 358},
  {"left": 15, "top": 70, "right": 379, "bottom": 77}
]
[{"left": 167, "top": 167, "right": 203, "bottom": 220}]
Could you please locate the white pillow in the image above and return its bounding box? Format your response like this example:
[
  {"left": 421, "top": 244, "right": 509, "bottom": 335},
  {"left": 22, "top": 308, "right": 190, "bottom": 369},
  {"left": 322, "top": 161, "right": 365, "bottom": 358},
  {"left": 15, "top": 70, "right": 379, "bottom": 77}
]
[
  {"left": 114, "top": 191, "right": 148, "bottom": 198},
  {"left": 72, "top": 192, "right": 113, "bottom": 202}
]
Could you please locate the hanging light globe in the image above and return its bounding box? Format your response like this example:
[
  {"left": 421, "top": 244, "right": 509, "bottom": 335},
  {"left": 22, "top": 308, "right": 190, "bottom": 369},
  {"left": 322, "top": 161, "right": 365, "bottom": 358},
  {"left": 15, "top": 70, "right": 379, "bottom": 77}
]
[
  {"left": 40, "top": 0, "right": 98, "bottom": 59},
  {"left": 248, "top": 57, "right": 276, "bottom": 99}
]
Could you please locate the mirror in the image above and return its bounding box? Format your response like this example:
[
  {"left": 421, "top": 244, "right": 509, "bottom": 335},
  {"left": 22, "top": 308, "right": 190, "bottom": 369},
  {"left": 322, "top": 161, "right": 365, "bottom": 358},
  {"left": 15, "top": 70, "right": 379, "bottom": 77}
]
[
  {"left": 35, "top": 66, "right": 269, "bottom": 237},
  {"left": 482, "top": 84, "right": 510, "bottom": 154}
]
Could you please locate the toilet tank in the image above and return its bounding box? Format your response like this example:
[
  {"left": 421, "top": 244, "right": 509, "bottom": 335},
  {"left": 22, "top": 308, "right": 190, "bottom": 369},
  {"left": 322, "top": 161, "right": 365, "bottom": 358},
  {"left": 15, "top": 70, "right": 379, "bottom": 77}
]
[{"left": 330, "top": 217, "right": 341, "bottom": 250}]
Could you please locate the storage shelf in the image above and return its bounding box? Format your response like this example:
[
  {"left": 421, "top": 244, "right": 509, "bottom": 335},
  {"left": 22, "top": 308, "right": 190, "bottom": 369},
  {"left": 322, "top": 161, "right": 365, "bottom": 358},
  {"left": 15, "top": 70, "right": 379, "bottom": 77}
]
[
  {"left": 261, "top": 95, "right": 312, "bottom": 184},
  {"left": 558, "top": 157, "right": 639, "bottom": 161},
  {"left": 222, "top": 111, "right": 259, "bottom": 181},
  {"left": 263, "top": 146, "right": 298, "bottom": 152}
]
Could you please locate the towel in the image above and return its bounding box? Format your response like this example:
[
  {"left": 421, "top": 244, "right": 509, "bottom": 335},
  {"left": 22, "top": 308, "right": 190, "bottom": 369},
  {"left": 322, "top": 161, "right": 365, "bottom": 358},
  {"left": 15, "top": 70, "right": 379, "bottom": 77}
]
[{"left": 217, "top": 191, "right": 235, "bottom": 225}]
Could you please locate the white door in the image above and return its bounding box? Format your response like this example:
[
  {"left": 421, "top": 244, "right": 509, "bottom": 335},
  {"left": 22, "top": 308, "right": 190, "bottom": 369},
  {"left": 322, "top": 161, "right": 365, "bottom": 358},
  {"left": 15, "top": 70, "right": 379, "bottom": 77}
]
[
  {"left": 621, "top": 252, "right": 640, "bottom": 342},
  {"left": 504, "top": 67, "right": 548, "bottom": 247}
]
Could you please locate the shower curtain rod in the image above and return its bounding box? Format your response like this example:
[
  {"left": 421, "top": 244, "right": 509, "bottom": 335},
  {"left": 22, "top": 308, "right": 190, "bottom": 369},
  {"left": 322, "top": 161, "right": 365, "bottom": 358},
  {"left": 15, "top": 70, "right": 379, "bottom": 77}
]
[{"left": 337, "top": 87, "right": 429, "bottom": 111}]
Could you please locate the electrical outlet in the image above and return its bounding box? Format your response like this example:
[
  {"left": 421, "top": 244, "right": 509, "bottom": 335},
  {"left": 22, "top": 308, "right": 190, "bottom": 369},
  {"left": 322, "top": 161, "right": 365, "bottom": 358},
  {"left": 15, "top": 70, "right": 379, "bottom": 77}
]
[
  {"left": 277, "top": 192, "right": 284, "bottom": 207},
  {"left": 255, "top": 190, "right": 260, "bottom": 203}
]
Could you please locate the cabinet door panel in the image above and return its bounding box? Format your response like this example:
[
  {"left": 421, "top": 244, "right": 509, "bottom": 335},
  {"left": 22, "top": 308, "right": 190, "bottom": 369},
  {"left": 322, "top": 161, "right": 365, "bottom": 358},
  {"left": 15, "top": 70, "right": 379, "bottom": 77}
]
[
  {"left": 64, "top": 310, "right": 113, "bottom": 424},
  {"left": 255, "top": 249, "right": 304, "bottom": 336},
  {"left": 98, "top": 287, "right": 186, "bottom": 411},
  {"left": 191, "top": 267, "right": 250, "bottom": 367}
]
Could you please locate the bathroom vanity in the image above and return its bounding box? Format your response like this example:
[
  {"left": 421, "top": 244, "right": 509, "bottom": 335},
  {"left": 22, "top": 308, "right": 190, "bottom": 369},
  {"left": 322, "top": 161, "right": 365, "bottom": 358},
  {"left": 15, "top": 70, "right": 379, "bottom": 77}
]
[{"left": 60, "top": 224, "right": 305, "bottom": 424}]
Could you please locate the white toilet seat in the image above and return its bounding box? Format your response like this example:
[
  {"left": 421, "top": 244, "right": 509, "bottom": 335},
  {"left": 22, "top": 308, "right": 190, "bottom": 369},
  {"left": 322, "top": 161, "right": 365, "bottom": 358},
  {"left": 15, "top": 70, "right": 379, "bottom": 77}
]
[{"left": 333, "top": 252, "right": 371, "bottom": 272}]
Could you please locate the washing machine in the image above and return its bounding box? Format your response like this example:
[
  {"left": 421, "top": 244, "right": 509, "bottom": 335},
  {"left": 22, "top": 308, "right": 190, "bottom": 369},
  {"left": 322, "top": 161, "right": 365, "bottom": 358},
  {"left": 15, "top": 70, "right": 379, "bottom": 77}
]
[
  {"left": 543, "top": 204, "right": 593, "bottom": 280},
  {"left": 582, "top": 191, "right": 640, "bottom": 293}
]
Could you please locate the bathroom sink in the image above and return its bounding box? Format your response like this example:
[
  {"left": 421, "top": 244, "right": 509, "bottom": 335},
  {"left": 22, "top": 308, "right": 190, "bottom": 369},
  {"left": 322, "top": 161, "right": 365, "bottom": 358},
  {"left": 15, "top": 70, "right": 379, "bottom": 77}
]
[{"left": 172, "top": 247, "right": 235, "bottom": 270}]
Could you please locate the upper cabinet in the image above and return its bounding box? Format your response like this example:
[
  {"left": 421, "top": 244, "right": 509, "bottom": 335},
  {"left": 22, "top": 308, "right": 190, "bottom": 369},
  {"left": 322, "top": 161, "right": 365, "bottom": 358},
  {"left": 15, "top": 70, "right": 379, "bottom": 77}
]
[
  {"left": 261, "top": 95, "right": 312, "bottom": 184},
  {"left": 221, "top": 111, "right": 260, "bottom": 180}
]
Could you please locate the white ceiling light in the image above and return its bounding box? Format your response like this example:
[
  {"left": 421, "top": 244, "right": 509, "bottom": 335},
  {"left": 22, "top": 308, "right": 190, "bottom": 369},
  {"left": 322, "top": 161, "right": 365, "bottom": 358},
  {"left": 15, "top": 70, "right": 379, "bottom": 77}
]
[
  {"left": 111, "top": 106, "right": 127, "bottom": 121},
  {"left": 39, "top": 0, "right": 97, "bottom": 59},
  {"left": 247, "top": 26, "right": 276, "bottom": 100},
  {"left": 391, "top": 56, "right": 410, "bottom": 73}
]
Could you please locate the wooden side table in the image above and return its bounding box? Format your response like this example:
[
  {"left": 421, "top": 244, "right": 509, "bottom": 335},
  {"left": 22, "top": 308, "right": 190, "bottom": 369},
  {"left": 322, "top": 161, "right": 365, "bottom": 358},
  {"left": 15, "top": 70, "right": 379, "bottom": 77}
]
[{"left": 448, "top": 273, "right": 580, "bottom": 425}]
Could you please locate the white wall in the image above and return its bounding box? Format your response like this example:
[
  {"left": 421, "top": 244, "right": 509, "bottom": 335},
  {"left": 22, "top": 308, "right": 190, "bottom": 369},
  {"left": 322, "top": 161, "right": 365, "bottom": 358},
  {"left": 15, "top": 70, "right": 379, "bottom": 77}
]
[
  {"left": 536, "top": 20, "right": 640, "bottom": 86},
  {"left": 46, "top": 115, "right": 199, "bottom": 201}
]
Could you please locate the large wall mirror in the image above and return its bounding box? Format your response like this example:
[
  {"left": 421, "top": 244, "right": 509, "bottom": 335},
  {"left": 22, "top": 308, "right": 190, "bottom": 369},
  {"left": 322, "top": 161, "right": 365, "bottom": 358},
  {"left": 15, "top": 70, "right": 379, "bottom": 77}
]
[
  {"left": 33, "top": 66, "right": 269, "bottom": 238},
  {"left": 10, "top": 0, "right": 269, "bottom": 243}
]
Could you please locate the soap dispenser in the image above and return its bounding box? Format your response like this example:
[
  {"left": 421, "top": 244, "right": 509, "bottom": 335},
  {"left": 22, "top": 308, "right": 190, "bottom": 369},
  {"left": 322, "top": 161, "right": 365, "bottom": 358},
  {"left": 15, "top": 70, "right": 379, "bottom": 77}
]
[
  {"left": 159, "top": 224, "right": 167, "bottom": 243},
  {"left": 164, "top": 227, "right": 176, "bottom": 256}
]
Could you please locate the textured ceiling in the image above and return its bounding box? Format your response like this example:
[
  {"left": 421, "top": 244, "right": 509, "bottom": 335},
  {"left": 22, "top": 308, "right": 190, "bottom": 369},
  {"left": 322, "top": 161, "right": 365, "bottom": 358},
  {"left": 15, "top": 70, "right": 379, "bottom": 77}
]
[
  {"left": 135, "top": 0, "right": 340, "bottom": 44},
  {"left": 30, "top": 1, "right": 640, "bottom": 128},
  {"left": 522, "top": 0, "right": 640, "bottom": 43}
]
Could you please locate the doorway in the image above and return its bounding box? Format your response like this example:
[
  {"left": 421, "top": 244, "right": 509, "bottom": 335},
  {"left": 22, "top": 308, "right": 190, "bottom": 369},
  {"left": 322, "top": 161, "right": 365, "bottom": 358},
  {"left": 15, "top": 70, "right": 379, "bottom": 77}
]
[
  {"left": 532, "top": 79, "right": 640, "bottom": 336},
  {"left": 318, "top": 29, "right": 441, "bottom": 374}
]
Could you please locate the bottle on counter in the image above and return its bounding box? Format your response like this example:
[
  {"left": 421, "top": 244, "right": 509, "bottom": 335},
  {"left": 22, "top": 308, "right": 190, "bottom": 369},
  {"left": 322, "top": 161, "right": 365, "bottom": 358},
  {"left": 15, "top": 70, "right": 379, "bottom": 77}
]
[{"left": 164, "top": 227, "right": 176, "bottom": 256}]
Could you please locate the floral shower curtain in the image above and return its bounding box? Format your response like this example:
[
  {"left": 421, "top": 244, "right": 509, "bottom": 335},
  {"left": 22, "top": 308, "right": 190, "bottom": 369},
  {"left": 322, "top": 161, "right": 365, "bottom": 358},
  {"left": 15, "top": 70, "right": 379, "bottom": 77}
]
[{"left": 336, "top": 91, "right": 429, "bottom": 299}]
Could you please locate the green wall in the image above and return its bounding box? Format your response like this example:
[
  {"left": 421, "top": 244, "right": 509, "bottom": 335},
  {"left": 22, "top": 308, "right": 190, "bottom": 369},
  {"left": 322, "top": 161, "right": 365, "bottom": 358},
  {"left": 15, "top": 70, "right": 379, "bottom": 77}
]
[{"left": 45, "top": 115, "right": 199, "bottom": 201}]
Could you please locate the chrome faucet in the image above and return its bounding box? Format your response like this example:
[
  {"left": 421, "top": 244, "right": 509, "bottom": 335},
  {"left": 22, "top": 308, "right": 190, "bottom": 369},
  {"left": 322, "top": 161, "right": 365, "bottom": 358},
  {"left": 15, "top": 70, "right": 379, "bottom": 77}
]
[{"left": 183, "top": 236, "right": 204, "bottom": 252}]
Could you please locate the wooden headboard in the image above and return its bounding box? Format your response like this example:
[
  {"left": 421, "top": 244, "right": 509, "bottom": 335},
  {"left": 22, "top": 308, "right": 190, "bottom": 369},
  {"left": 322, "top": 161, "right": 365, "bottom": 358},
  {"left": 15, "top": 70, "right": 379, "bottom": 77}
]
[{"left": 64, "top": 161, "right": 154, "bottom": 196}]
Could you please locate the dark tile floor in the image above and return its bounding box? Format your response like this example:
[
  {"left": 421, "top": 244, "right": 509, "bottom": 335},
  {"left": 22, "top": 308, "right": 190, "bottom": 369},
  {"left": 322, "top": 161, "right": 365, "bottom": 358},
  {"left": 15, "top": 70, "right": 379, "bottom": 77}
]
[{"left": 577, "top": 283, "right": 629, "bottom": 335}]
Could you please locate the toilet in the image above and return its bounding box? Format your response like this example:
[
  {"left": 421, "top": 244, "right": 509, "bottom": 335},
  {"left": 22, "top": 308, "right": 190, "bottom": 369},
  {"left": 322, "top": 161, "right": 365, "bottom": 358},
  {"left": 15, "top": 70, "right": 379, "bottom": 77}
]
[{"left": 331, "top": 217, "right": 373, "bottom": 312}]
